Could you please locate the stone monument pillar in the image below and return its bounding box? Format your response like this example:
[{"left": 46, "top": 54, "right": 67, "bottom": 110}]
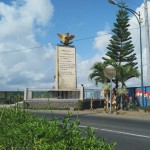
[{"left": 55, "top": 33, "right": 77, "bottom": 89}]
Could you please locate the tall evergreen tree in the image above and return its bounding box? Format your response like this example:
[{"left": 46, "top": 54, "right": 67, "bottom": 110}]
[{"left": 102, "top": 1, "right": 139, "bottom": 87}]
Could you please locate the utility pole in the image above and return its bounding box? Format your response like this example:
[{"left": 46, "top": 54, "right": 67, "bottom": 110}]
[{"left": 144, "top": 0, "right": 150, "bottom": 86}]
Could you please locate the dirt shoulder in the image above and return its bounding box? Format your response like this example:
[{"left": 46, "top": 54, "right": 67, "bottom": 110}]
[
  {"left": 1, "top": 104, "right": 150, "bottom": 121},
  {"left": 88, "top": 109, "right": 150, "bottom": 120},
  {"left": 27, "top": 108, "right": 150, "bottom": 121}
]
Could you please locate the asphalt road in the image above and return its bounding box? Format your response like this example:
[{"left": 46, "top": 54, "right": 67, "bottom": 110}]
[{"left": 32, "top": 111, "right": 150, "bottom": 150}]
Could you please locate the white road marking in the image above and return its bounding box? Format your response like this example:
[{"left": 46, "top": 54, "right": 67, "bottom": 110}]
[
  {"left": 100, "top": 128, "right": 150, "bottom": 139},
  {"left": 79, "top": 125, "right": 150, "bottom": 139}
]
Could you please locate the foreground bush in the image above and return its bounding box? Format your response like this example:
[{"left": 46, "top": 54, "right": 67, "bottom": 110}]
[
  {"left": 145, "top": 106, "right": 150, "bottom": 112},
  {"left": 141, "top": 106, "right": 150, "bottom": 112},
  {"left": 0, "top": 108, "right": 115, "bottom": 150}
]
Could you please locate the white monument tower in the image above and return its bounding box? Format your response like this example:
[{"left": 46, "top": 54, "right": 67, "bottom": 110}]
[{"left": 55, "top": 33, "right": 77, "bottom": 89}]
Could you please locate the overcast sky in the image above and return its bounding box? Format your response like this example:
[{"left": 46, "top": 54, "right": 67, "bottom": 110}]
[{"left": 0, "top": 0, "right": 149, "bottom": 91}]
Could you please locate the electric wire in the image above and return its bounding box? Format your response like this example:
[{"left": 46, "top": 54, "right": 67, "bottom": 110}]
[
  {"left": 0, "top": 44, "right": 57, "bottom": 54},
  {"left": 0, "top": 25, "right": 146, "bottom": 54}
]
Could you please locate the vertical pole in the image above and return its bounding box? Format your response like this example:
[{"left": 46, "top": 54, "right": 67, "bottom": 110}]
[
  {"left": 90, "top": 97, "right": 93, "bottom": 110},
  {"left": 144, "top": 0, "right": 150, "bottom": 86},
  {"left": 106, "top": 93, "right": 109, "bottom": 109},
  {"left": 23, "top": 88, "right": 28, "bottom": 109},
  {"left": 24, "top": 88, "right": 28, "bottom": 101},
  {"left": 80, "top": 84, "right": 84, "bottom": 100},
  {"left": 110, "top": 79, "right": 112, "bottom": 112},
  {"left": 139, "top": 12, "right": 144, "bottom": 107}
]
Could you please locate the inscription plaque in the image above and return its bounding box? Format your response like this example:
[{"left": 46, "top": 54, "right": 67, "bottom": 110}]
[{"left": 56, "top": 46, "right": 77, "bottom": 89}]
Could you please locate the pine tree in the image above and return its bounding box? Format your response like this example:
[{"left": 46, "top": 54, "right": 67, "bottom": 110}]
[{"left": 102, "top": 1, "right": 139, "bottom": 87}]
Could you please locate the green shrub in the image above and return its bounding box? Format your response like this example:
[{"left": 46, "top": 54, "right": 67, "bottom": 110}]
[
  {"left": 145, "top": 106, "right": 150, "bottom": 112},
  {"left": 129, "top": 103, "right": 139, "bottom": 111},
  {"left": 141, "top": 106, "right": 150, "bottom": 112},
  {"left": 0, "top": 108, "right": 116, "bottom": 150},
  {"left": 76, "top": 100, "right": 84, "bottom": 110}
]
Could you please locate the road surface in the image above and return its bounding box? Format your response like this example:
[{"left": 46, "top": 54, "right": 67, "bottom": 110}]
[{"left": 32, "top": 110, "right": 150, "bottom": 150}]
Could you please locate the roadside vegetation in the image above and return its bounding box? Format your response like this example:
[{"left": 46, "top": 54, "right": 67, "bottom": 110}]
[
  {"left": 0, "top": 108, "right": 116, "bottom": 150},
  {"left": 89, "top": 1, "right": 139, "bottom": 89},
  {"left": 141, "top": 106, "right": 150, "bottom": 112},
  {"left": 89, "top": 1, "right": 140, "bottom": 110}
]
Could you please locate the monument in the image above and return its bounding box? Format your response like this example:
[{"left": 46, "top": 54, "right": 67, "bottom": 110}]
[{"left": 55, "top": 32, "right": 77, "bottom": 89}]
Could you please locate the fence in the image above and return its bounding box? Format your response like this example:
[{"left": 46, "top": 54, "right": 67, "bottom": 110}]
[
  {"left": 23, "top": 88, "right": 82, "bottom": 109},
  {"left": 23, "top": 87, "right": 103, "bottom": 109},
  {"left": 0, "top": 91, "right": 24, "bottom": 104},
  {"left": 24, "top": 88, "right": 102, "bottom": 101},
  {"left": 0, "top": 88, "right": 103, "bottom": 109},
  {"left": 24, "top": 88, "right": 82, "bottom": 101}
]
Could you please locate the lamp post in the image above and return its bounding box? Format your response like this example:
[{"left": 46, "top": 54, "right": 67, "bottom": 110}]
[
  {"left": 104, "top": 65, "right": 116, "bottom": 113},
  {"left": 108, "top": 0, "right": 144, "bottom": 106}
]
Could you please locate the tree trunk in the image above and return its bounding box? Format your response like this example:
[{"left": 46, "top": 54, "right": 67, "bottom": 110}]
[
  {"left": 120, "top": 95, "right": 123, "bottom": 110},
  {"left": 115, "top": 79, "right": 119, "bottom": 89},
  {"left": 106, "top": 92, "right": 109, "bottom": 109}
]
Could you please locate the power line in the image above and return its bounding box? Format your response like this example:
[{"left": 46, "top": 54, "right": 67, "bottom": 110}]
[
  {"left": 74, "top": 35, "right": 100, "bottom": 42},
  {"left": 0, "top": 44, "right": 56, "bottom": 54},
  {"left": 0, "top": 25, "right": 147, "bottom": 54}
]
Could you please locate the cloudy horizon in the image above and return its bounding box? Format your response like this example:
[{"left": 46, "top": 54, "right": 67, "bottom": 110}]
[{"left": 0, "top": 0, "right": 149, "bottom": 91}]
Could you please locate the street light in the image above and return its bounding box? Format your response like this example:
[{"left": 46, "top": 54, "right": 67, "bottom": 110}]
[
  {"left": 104, "top": 65, "right": 116, "bottom": 112},
  {"left": 108, "top": 0, "right": 144, "bottom": 106}
]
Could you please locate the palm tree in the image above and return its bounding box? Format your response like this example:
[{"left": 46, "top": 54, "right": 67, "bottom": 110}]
[
  {"left": 102, "top": 83, "right": 110, "bottom": 110},
  {"left": 89, "top": 62, "right": 107, "bottom": 86},
  {"left": 116, "top": 65, "right": 140, "bottom": 87},
  {"left": 89, "top": 61, "right": 140, "bottom": 111},
  {"left": 116, "top": 87, "right": 128, "bottom": 110},
  {"left": 89, "top": 61, "right": 140, "bottom": 89}
]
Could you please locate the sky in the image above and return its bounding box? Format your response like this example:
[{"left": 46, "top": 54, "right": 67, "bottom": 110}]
[{"left": 0, "top": 0, "right": 149, "bottom": 91}]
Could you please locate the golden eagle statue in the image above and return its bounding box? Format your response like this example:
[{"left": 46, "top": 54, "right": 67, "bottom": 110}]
[{"left": 57, "top": 32, "right": 75, "bottom": 46}]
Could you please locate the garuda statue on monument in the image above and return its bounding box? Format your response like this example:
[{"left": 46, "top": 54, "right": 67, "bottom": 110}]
[{"left": 57, "top": 32, "right": 75, "bottom": 46}]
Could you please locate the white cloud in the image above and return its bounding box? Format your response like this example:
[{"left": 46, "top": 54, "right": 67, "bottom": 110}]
[
  {"left": 0, "top": 0, "right": 149, "bottom": 92},
  {"left": 77, "top": 54, "right": 102, "bottom": 89},
  {"left": 0, "top": 0, "right": 55, "bottom": 90},
  {"left": 93, "top": 30, "right": 111, "bottom": 54}
]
